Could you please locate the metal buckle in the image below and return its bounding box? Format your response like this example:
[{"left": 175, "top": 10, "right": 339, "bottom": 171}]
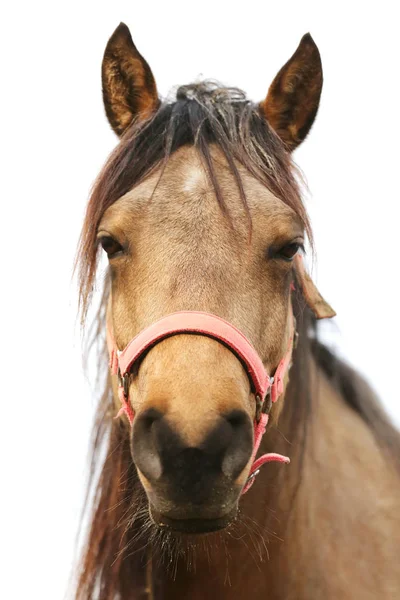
[
  {"left": 118, "top": 370, "right": 130, "bottom": 397},
  {"left": 246, "top": 469, "right": 260, "bottom": 485}
]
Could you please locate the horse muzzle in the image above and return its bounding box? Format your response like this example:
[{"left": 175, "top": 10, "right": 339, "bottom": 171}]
[
  {"left": 107, "top": 310, "right": 293, "bottom": 513},
  {"left": 132, "top": 406, "right": 253, "bottom": 532}
]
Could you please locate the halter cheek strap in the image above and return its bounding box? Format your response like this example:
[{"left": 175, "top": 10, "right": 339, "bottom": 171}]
[{"left": 106, "top": 310, "right": 294, "bottom": 493}]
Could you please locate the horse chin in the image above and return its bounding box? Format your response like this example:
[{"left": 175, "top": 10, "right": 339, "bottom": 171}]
[{"left": 149, "top": 503, "right": 238, "bottom": 534}]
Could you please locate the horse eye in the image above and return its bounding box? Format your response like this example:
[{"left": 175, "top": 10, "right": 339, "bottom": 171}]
[
  {"left": 277, "top": 242, "right": 302, "bottom": 261},
  {"left": 99, "top": 236, "right": 123, "bottom": 257}
]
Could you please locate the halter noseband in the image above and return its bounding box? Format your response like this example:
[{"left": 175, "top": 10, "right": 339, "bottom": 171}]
[{"left": 107, "top": 310, "right": 295, "bottom": 493}]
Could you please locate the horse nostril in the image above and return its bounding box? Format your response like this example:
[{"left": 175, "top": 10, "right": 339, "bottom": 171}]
[
  {"left": 221, "top": 409, "right": 253, "bottom": 480},
  {"left": 225, "top": 409, "right": 250, "bottom": 429},
  {"left": 138, "top": 407, "right": 163, "bottom": 431},
  {"left": 131, "top": 408, "right": 164, "bottom": 482}
]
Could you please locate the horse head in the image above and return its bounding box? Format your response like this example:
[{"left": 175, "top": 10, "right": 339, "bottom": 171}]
[{"left": 79, "top": 23, "right": 333, "bottom": 535}]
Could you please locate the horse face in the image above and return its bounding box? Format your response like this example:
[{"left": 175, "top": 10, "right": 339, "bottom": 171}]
[
  {"left": 94, "top": 23, "right": 323, "bottom": 533},
  {"left": 98, "top": 146, "right": 304, "bottom": 532}
]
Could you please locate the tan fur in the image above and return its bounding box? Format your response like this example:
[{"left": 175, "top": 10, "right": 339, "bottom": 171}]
[
  {"left": 100, "top": 145, "right": 400, "bottom": 598},
  {"left": 100, "top": 145, "right": 301, "bottom": 426},
  {"left": 101, "top": 146, "right": 303, "bottom": 500},
  {"left": 284, "top": 368, "right": 400, "bottom": 599}
]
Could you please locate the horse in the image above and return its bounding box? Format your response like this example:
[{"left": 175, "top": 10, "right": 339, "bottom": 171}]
[{"left": 74, "top": 22, "right": 400, "bottom": 599}]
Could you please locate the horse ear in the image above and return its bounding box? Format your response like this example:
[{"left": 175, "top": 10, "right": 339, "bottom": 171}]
[
  {"left": 259, "top": 33, "right": 323, "bottom": 151},
  {"left": 102, "top": 23, "right": 159, "bottom": 136},
  {"left": 294, "top": 255, "right": 336, "bottom": 319}
]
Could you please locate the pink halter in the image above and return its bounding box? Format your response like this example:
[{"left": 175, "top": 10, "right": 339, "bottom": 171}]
[{"left": 107, "top": 310, "right": 294, "bottom": 493}]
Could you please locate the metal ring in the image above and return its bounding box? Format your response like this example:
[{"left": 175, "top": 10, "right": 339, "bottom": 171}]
[{"left": 246, "top": 469, "right": 260, "bottom": 483}]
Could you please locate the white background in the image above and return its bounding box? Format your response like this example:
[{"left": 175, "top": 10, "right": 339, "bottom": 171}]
[{"left": 1, "top": 1, "right": 399, "bottom": 598}]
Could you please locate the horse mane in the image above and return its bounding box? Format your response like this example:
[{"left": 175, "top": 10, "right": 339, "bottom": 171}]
[{"left": 73, "top": 81, "right": 400, "bottom": 599}]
